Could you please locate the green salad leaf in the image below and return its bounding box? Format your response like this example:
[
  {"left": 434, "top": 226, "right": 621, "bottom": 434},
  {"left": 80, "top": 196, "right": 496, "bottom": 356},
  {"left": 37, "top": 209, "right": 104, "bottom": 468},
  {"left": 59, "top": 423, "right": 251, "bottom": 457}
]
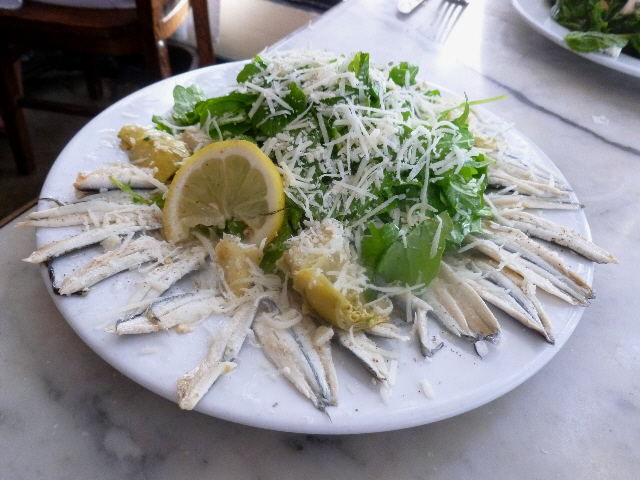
[
  {"left": 360, "top": 222, "right": 400, "bottom": 277},
  {"left": 565, "top": 31, "right": 630, "bottom": 52},
  {"left": 389, "top": 62, "right": 419, "bottom": 87},
  {"left": 375, "top": 213, "right": 453, "bottom": 286},
  {"left": 260, "top": 199, "right": 305, "bottom": 274},
  {"left": 551, "top": 0, "right": 640, "bottom": 57},
  {"left": 109, "top": 176, "right": 164, "bottom": 208},
  {"left": 236, "top": 55, "right": 267, "bottom": 83}
]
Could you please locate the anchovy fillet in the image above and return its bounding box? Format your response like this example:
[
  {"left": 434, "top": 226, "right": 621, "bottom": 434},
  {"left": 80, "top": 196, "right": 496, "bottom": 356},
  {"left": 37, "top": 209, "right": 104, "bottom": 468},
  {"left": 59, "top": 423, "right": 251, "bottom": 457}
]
[
  {"left": 150, "top": 293, "right": 225, "bottom": 333},
  {"left": 437, "top": 262, "right": 502, "bottom": 344},
  {"left": 176, "top": 301, "right": 257, "bottom": 410},
  {"left": 365, "top": 322, "right": 411, "bottom": 341},
  {"left": 392, "top": 295, "right": 442, "bottom": 357},
  {"left": 223, "top": 296, "right": 278, "bottom": 361},
  {"left": 413, "top": 297, "right": 445, "bottom": 357},
  {"left": 422, "top": 281, "right": 473, "bottom": 339},
  {"left": 446, "top": 256, "right": 554, "bottom": 343},
  {"left": 477, "top": 223, "right": 594, "bottom": 303},
  {"left": 254, "top": 318, "right": 323, "bottom": 408},
  {"left": 58, "top": 236, "right": 172, "bottom": 295},
  {"left": 484, "top": 222, "right": 592, "bottom": 287},
  {"left": 18, "top": 202, "right": 161, "bottom": 228},
  {"left": 334, "top": 328, "right": 390, "bottom": 383},
  {"left": 253, "top": 304, "right": 338, "bottom": 410},
  {"left": 109, "top": 314, "right": 162, "bottom": 335},
  {"left": 73, "top": 190, "right": 156, "bottom": 204},
  {"left": 113, "top": 290, "right": 223, "bottom": 334},
  {"left": 177, "top": 361, "right": 237, "bottom": 410},
  {"left": 290, "top": 316, "right": 338, "bottom": 406},
  {"left": 463, "top": 231, "right": 592, "bottom": 306},
  {"left": 122, "top": 244, "right": 209, "bottom": 316},
  {"left": 487, "top": 159, "right": 571, "bottom": 192},
  {"left": 310, "top": 324, "right": 339, "bottom": 406},
  {"left": 254, "top": 319, "right": 313, "bottom": 403},
  {"left": 496, "top": 210, "right": 617, "bottom": 264},
  {"left": 487, "top": 164, "right": 571, "bottom": 197},
  {"left": 485, "top": 193, "right": 582, "bottom": 210},
  {"left": 74, "top": 165, "right": 160, "bottom": 192},
  {"left": 23, "top": 223, "right": 160, "bottom": 264}
]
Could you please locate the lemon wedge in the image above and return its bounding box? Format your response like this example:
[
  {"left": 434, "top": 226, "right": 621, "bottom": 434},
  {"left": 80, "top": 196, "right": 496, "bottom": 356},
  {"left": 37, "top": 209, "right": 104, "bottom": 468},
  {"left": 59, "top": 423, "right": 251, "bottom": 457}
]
[{"left": 163, "top": 140, "right": 285, "bottom": 246}]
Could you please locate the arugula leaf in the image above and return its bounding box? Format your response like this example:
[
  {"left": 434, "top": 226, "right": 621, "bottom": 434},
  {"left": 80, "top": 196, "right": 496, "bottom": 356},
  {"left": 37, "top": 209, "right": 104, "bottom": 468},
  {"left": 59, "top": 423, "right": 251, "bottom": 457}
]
[
  {"left": 360, "top": 222, "right": 400, "bottom": 276},
  {"left": 237, "top": 55, "right": 268, "bottom": 83},
  {"left": 251, "top": 82, "right": 307, "bottom": 137},
  {"left": 199, "top": 92, "right": 259, "bottom": 122},
  {"left": 348, "top": 52, "right": 370, "bottom": 86},
  {"left": 433, "top": 154, "right": 490, "bottom": 245},
  {"left": 260, "top": 200, "right": 305, "bottom": 274},
  {"left": 376, "top": 212, "right": 453, "bottom": 286},
  {"left": 564, "top": 31, "right": 629, "bottom": 53},
  {"left": 347, "top": 52, "right": 383, "bottom": 106},
  {"left": 448, "top": 206, "right": 491, "bottom": 246},
  {"left": 284, "top": 82, "right": 307, "bottom": 113},
  {"left": 209, "top": 121, "right": 253, "bottom": 141},
  {"left": 227, "top": 219, "right": 249, "bottom": 237},
  {"left": 151, "top": 194, "right": 165, "bottom": 209},
  {"left": 436, "top": 99, "right": 474, "bottom": 156},
  {"left": 173, "top": 85, "right": 207, "bottom": 113},
  {"left": 389, "top": 62, "right": 419, "bottom": 87},
  {"left": 552, "top": 0, "right": 640, "bottom": 57},
  {"left": 171, "top": 85, "right": 207, "bottom": 125},
  {"left": 152, "top": 114, "right": 174, "bottom": 134},
  {"left": 369, "top": 81, "right": 381, "bottom": 108},
  {"left": 109, "top": 176, "right": 153, "bottom": 205}
]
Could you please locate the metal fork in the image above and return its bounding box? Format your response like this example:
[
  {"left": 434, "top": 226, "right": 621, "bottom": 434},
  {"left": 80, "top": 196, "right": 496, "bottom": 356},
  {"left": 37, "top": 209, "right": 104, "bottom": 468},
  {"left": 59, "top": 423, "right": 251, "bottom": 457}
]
[
  {"left": 398, "top": 0, "right": 470, "bottom": 44},
  {"left": 431, "top": 0, "right": 469, "bottom": 43}
]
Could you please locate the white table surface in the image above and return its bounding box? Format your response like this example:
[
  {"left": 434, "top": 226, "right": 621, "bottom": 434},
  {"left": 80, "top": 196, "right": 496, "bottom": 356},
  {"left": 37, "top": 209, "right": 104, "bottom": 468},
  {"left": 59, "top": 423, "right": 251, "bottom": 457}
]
[{"left": 1, "top": 0, "right": 639, "bottom": 478}]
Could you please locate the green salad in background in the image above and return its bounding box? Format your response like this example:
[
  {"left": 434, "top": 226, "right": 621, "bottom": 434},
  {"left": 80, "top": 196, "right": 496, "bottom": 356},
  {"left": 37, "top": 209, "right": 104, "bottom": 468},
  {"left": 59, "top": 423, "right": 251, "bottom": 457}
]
[{"left": 551, "top": 0, "right": 640, "bottom": 57}]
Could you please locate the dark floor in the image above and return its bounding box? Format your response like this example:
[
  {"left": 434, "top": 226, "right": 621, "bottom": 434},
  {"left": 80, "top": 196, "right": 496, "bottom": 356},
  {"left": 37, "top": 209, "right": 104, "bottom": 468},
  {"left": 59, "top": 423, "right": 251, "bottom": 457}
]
[{"left": 0, "top": 45, "right": 211, "bottom": 221}]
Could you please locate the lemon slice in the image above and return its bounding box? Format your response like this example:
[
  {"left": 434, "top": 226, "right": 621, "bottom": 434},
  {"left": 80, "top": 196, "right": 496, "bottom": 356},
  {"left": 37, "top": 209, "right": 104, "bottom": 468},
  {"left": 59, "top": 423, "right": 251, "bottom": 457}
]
[{"left": 163, "top": 140, "right": 285, "bottom": 246}]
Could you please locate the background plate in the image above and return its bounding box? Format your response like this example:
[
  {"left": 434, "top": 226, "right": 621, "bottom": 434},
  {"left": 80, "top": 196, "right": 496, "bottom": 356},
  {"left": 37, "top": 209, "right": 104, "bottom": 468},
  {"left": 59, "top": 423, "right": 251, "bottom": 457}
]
[
  {"left": 37, "top": 60, "right": 594, "bottom": 434},
  {"left": 513, "top": 0, "right": 640, "bottom": 78}
]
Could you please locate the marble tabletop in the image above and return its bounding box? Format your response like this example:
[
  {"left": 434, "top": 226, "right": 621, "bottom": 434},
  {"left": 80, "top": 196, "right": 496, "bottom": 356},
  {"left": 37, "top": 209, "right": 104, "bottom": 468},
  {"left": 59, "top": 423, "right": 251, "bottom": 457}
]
[{"left": 1, "top": 0, "right": 639, "bottom": 478}]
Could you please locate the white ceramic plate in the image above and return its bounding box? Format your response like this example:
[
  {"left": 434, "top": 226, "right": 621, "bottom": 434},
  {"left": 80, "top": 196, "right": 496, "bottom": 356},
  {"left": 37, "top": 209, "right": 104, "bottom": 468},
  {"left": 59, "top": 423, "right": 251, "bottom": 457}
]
[
  {"left": 512, "top": 0, "right": 640, "bottom": 78},
  {"left": 37, "top": 60, "right": 594, "bottom": 434}
]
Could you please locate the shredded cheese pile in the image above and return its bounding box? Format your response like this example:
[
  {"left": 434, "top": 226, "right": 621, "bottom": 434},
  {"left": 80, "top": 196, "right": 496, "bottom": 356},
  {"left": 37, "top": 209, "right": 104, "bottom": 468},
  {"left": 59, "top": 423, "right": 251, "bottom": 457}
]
[{"left": 229, "top": 50, "right": 486, "bottom": 244}]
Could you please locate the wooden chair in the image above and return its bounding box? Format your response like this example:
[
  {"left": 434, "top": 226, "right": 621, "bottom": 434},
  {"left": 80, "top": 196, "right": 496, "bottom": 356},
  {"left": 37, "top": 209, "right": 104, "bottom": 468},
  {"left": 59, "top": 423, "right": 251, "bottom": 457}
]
[{"left": 0, "top": 0, "right": 216, "bottom": 175}]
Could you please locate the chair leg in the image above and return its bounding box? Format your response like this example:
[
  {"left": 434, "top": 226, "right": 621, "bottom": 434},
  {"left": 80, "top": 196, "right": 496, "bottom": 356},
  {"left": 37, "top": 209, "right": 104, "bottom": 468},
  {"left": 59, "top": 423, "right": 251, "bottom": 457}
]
[
  {"left": 191, "top": 0, "right": 216, "bottom": 67},
  {"left": 0, "top": 56, "right": 35, "bottom": 175},
  {"left": 151, "top": 39, "right": 173, "bottom": 79},
  {"left": 136, "top": 0, "right": 173, "bottom": 79}
]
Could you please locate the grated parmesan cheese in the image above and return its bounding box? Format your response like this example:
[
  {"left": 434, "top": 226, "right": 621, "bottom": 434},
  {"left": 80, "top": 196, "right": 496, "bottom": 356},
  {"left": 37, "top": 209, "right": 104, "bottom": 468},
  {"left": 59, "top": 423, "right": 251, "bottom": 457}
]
[{"left": 420, "top": 378, "right": 435, "bottom": 399}]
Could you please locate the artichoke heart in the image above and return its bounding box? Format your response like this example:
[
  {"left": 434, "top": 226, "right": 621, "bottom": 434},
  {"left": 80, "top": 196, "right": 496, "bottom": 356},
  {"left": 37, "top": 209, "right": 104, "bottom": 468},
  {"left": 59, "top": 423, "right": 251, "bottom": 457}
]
[
  {"left": 119, "top": 124, "right": 190, "bottom": 182},
  {"left": 280, "top": 219, "right": 390, "bottom": 331},
  {"left": 216, "top": 236, "right": 264, "bottom": 296},
  {"left": 292, "top": 267, "right": 386, "bottom": 331}
]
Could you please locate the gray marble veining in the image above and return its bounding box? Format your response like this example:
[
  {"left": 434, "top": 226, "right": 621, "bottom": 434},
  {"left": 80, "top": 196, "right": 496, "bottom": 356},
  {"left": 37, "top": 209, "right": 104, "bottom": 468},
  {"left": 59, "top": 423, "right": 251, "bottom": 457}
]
[{"left": 1, "top": 0, "right": 639, "bottom": 478}]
